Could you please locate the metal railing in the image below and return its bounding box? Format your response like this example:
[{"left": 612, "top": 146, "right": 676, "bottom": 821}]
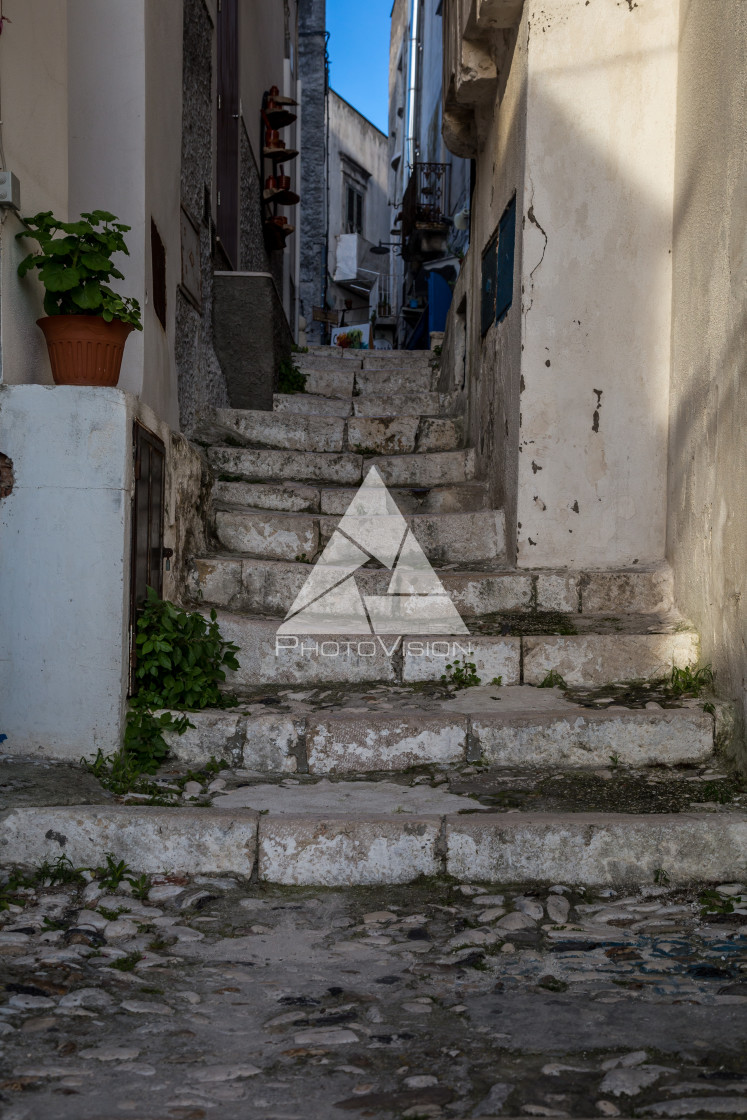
[{"left": 401, "top": 163, "right": 451, "bottom": 245}]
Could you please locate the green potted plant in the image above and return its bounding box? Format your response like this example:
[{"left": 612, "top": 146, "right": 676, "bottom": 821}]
[{"left": 17, "top": 209, "right": 143, "bottom": 387}]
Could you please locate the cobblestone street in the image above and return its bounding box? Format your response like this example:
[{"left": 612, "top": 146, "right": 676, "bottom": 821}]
[{"left": 1, "top": 869, "right": 746, "bottom": 1119}]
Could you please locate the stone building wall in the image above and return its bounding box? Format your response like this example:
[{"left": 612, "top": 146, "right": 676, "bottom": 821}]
[
  {"left": 175, "top": 0, "right": 229, "bottom": 436},
  {"left": 298, "top": 0, "right": 328, "bottom": 343}
]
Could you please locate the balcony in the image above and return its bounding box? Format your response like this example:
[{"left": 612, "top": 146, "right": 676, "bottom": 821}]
[
  {"left": 442, "top": 0, "right": 524, "bottom": 158},
  {"left": 401, "top": 163, "right": 451, "bottom": 263}
]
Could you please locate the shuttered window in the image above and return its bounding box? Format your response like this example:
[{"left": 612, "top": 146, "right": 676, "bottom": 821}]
[
  {"left": 495, "top": 195, "right": 516, "bottom": 324},
  {"left": 481, "top": 229, "right": 498, "bottom": 336}
]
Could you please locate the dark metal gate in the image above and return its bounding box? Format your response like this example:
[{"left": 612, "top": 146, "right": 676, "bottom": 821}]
[{"left": 129, "top": 422, "right": 166, "bottom": 689}]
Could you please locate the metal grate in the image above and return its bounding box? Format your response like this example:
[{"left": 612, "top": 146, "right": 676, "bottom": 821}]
[
  {"left": 129, "top": 422, "right": 166, "bottom": 690},
  {"left": 401, "top": 162, "right": 451, "bottom": 246}
]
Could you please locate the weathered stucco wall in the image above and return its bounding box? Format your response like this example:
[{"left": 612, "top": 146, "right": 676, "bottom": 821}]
[
  {"left": 667, "top": 0, "right": 747, "bottom": 758},
  {"left": 516, "top": 0, "right": 679, "bottom": 568},
  {"left": 461, "top": 18, "right": 528, "bottom": 564},
  {"left": 144, "top": 0, "right": 184, "bottom": 429},
  {"left": 67, "top": 1, "right": 149, "bottom": 409},
  {"left": 0, "top": 0, "right": 68, "bottom": 387},
  {"left": 326, "top": 90, "right": 389, "bottom": 316},
  {"left": 0, "top": 385, "right": 204, "bottom": 761}
]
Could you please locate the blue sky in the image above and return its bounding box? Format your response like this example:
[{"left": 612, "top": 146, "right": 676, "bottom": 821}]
[{"left": 326, "top": 0, "right": 391, "bottom": 134}]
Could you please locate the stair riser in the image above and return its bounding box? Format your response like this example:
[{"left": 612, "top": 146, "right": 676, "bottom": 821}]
[
  {"left": 214, "top": 613, "right": 519, "bottom": 687},
  {"left": 207, "top": 613, "right": 698, "bottom": 689},
  {"left": 212, "top": 481, "right": 320, "bottom": 514},
  {"left": 303, "top": 368, "right": 355, "bottom": 399},
  {"left": 316, "top": 509, "right": 505, "bottom": 566},
  {"left": 164, "top": 706, "right": 713, "bottom": 775},
  {"left": 214, "top": 510, "right": 319, "bottom": 563},
  {"left": 318, "top": 481, "right": 489, "bottom": 515},
  {"left": 351, "top": 392, "right": 456, "bottom": 418},
  {"left": 192, "top": 559, "right": 673, "bottom": 618},
  {"left": 274, "top": 394, "right": 352, "bottom": 417},
  {"left": 209, "top": 447, "right": 474, "bottom": 488},
  {"left": 214, "top": 410, "right": 346, "bottom": 453},
  {"left": 8, "top": 806, "right": 743, "bottom": 886},
  {"left": 209, "top": 447, "right": 363, "bottom": 485},
  {"left": 444, "top": 815, "right": 747, "bottom": 889},
  {"left": 347, "top": 416, "right": 464, "bottom": 455},
  {"left": 214, "top": 508, "right": 505, "bottom": 566},
  {"left": 212, "top": 480, "right": 490, "bottom": 516},
  {"left": 210, "top": 410, "right": 462, "bottom": 457},
  {"left": 366, "top": 449, "right": 476, "bottom": 487},
  {"left": 355, "top": 368, "right": 436, "bottom": 395},
  {"left": 296, "top": 352, "right": 435, "bottom": 370},
  {"left": 523, "top": 633, "right": 699, "bottom": 687}
]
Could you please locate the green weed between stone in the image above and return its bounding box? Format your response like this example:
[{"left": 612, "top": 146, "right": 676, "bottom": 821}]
[
  {"left": 82, "top": 590, "right": 240, "bottom": 792},
  {"left": 278, "top": 356, "right": 307, "bottom": 393},
  {"left": 441, "top": 659, "right": 481, "bottom": 689},
  {"left": 538, "top": 670, "right": 568, "bottom": 690}
]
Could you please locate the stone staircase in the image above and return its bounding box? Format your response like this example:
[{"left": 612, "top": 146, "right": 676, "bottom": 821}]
[{"left": 4, "top": 348, "right": 744, "bottom": 887}]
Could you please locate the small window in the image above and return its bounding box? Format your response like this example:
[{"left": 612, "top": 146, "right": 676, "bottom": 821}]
[
  {"left": 151, "top": 219, "right": 167, "bottom": 329},
  {"left": 345, "top": 185, "right": 364, "bottom": 235},
  {"left": 481, "top": 230, "right": 498, "bottom": 337},
  {"left": 495, "top": 195, "right": 516, "bottom": 323}
]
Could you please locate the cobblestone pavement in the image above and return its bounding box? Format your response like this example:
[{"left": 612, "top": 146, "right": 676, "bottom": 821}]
[{"left": 1, "top": 870, "right": 746, "bottom": 1119}]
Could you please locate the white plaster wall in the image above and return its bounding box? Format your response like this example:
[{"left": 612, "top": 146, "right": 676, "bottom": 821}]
[
  {"left": 516, "top": 0, "right": 679, "bottom": 568},
  {"left": 0, "top": 384, "right": 204, "bottom": 760},
  {"left": 145, "top": 0, "right": 184, "bottom": 430},
  {"left": 667, "top": 0, "right": 747, "bottom": 760},
  {"left": 0, "top": 386, "right": 131, "bottom": 758},
  {"left": 327, "top": 90, "right": 389, "bottom": 311},
  {"left": 458, "top": 15, "right": 529, "bottom": 562},
  {"left": 0, "top": 0, "right": 68, "bottom": 386},
  {"left": 67, "top": 1, "right": 147, "bottom": 405},
  {"left": 328, "top": 92, "right": 389, "bottom": 261}
]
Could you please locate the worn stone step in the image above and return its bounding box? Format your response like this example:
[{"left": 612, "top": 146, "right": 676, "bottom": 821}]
[
  {"left": 211, "top": 479, "right": 491, "bottom": 516},
  {"left": 204, "top": 611, "right": 697, "bottom": 688},
  {"left": 206, "top": 410, "right": 465, "bottom": 457},
  {"left": 214, "top": 612, "right": 520, "bottom": 686},
  {"left": 162, "top": 685, "right": 714, "bottom": 774},
  {"left": 212, "top": 409, "right": 345, "bottom": 452},
  {"left": 522, "top": 630, "right": 699, "bottom": 687},
  {"left": 351, "top": 391, "right": 456, "bottom": 418},
  {"left": 316, "top": 509, "right": 506, "bottom": 566},
  {"left": 214, "top": 509, "right": 319, "bottom": 562},
  {"left": 191, "top": 558, "right": 674, "bottom": 618},
  {"left": 212, "top": 508, "right": 506, "bottom": 566},
  {"left": 302, "top": 366, "right": 355, "bottom": 399},
  {"left": 208, "top": 446, "right": 363, "bottom": 485},
  {"left": 301, "top": 348, "right": 434, "bottom": 368},
  {"left": 295, "top": 352, "right": 358, "bottom": 370},
  {"left": 5, "top": 798, "right": 744, "bottom": 886},
  {"left": 347, "top": 416, "right": 464, "bottom": 455},
  {"left": 355, "top": 366, "right": 436, "bottom": 396},
  {"left": 273, "top": 393, "right": 352, "bottom": 417},
  {"left": 318, "top": 480, "right": 490, "bottom": 515},
  {"left": 360, "top": 351, "right": 435, "bottom": 368},
  {"left": 365, "top": 448, "right": 476, "bottom": 487}
]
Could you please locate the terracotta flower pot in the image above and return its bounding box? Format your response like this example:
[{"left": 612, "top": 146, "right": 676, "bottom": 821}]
[{"left": 37, "top": 315, "right": 134, "bottom": 387}]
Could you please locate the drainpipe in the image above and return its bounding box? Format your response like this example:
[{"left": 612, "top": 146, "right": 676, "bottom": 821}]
[{"left": 405, "top": 0, "right": 420, "bottom": 173}]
